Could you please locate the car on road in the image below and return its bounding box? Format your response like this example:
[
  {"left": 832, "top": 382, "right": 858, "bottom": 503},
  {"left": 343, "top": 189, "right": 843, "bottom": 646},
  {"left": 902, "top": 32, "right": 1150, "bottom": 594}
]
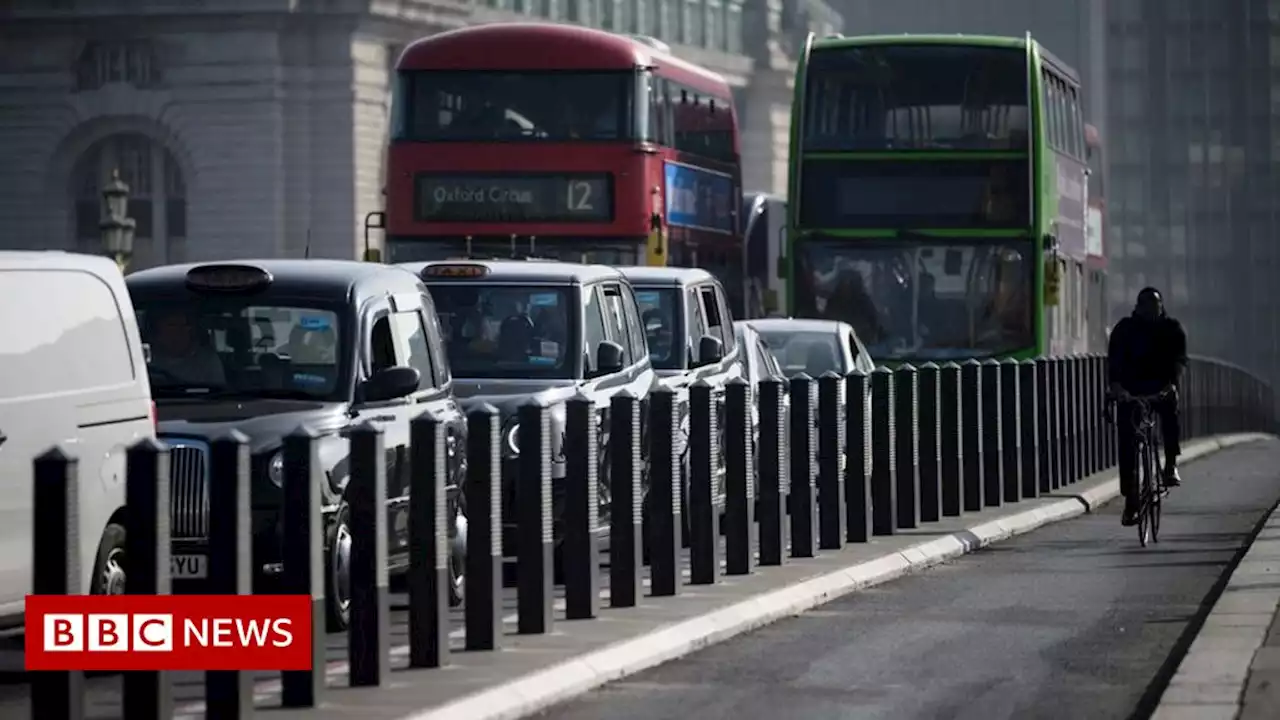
[
  {"left": 739, "top": 317, "right": 875, "bottom": 378},
  {"left": 126, "top": 260, "right": 468, "bottom": 631},
  {"left": 401, "top": 259, "right": 655, "bottom": 567},
  {"left": 0, "top": 251, "right": 154, "bottom": 628},
  {"left": 620, "top": 266, "right": 746, "bottom": 517}
]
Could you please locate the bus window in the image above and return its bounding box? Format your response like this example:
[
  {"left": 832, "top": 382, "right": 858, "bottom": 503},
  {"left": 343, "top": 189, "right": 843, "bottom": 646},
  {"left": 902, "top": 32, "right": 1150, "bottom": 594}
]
[{"left": 803, "top": 44, "right": 1029, "bottom": 151}]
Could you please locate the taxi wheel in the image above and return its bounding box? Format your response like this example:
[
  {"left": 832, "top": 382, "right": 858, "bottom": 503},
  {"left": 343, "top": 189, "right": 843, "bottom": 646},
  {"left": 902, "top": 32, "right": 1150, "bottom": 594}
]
[
  {"left": 325, "top": 503, "right": 353, "bottom": 632},
  {"left": 448, "top": 499, "right": 465, "bottom": 607},
  {"left": 91, "top": 523, "right": 127, "bottom": 595}
]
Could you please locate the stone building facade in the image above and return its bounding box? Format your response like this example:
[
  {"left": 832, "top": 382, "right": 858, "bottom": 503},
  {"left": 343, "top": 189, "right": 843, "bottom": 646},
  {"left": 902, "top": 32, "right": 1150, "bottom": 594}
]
[{"left": 0, "top": 0, "right": 838, "bottom": 269}]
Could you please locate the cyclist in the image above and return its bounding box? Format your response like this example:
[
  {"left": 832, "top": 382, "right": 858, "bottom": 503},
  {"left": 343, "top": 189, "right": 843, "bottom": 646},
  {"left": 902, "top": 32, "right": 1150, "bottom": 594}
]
[{"left": 1107, "top": 287, "right": 1188, "bottom": 527}]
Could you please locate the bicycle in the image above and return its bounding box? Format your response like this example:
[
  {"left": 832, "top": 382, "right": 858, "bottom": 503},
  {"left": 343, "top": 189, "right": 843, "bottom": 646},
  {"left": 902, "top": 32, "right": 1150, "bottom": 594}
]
[{"left": 1106, "top": 388, "right": 1174, "bottom": 546}]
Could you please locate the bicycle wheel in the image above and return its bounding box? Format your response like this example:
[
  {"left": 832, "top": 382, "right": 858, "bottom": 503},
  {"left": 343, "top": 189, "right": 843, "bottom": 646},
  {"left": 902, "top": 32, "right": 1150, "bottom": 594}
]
[
  {"left": 1136, "top": 440, "right": 1151, "bottom": 547},
  {"left": 1149, "top": 431, "right": 1163, "bottom": 543}
]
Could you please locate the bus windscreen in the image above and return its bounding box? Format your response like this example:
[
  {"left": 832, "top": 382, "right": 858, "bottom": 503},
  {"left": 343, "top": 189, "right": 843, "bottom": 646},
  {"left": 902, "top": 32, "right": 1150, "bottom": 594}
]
[
  {"left": 394, "top": 70, "right": 634, "bottom": 142},
  {"left": 803, "top": 44, "right": 1029, "bottom": 151}
]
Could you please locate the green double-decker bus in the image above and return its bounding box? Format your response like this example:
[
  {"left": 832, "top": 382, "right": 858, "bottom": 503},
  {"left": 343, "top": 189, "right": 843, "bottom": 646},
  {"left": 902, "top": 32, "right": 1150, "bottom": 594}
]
[{"left": 787, "top": 33, "right": 1102, "bottom": 363}]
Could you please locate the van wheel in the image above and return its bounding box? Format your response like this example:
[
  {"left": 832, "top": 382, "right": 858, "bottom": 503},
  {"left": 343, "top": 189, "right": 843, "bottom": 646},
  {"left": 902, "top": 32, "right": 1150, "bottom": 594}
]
[
  {"left": 91, "top": 523, "right": 127, "bottom": 595},
  {"left": 325, "top": 503, "right": 352, "bottom": 632}
]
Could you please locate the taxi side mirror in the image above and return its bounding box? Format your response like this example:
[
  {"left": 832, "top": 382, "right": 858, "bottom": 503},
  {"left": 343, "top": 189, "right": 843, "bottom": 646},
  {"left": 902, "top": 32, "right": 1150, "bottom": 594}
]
[
  {"left": 695, "top": 335, "right": 724, "bottom": 368},
  {"left": 593, "top": 341, "right": 625, "bottom": 377},
  {"left": 364, "top": 365, "right": 420, "bottom": 403}
]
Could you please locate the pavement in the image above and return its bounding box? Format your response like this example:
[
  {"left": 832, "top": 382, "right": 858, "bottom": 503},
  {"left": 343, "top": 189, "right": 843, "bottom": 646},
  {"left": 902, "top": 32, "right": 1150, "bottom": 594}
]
[
  {"left": 541, "top": 436, "right": 1280, "bottom": 720},
  {"left": 0, "top": 432, "right": 1268, "bottom": 720},
  {"left": 1152, "top": 475, "right": 1280, "bottom": 720}
]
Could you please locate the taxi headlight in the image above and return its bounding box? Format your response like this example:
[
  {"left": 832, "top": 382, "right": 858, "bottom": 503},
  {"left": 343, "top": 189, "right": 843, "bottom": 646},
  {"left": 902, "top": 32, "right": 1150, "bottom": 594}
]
[
  {"left": 503, "top": 418, "right": 521, "bottom": 456},
  {"left": 267, "top": 450, "right": 284, "bottom": 487}
]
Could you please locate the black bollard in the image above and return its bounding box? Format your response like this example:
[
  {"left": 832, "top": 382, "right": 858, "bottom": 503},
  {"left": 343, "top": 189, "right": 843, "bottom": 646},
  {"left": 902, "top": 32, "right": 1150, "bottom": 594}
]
[
  {"left": 980, "top": 359, "right": 1003, "bottom": 508},
  {"left": 465, "top": 405, "right": 502, "bottom": 651},
  {"left": 123, "top": 439, "right": 171, "bottom": 720},
  {"left": 960, "top": 360, "right": 984, "bottom": 512},
  {"left": 817, "top": 372, "right": 845, "bottom": 549},
  {"left": 893, "top": 364, "right": 920, "bottom": 529},
  {"left": 563, "top": 393, "right": 600, "bottom": 619},
  {"left": 724, "top": 378, "right": 755, "bottom": 575},
  {"left": 348, "top": 422, "right": 389, "bottom": 687},
  {"left": 647, "top": 386, "right": 682, "bottom": 595},
  {"left": 1054, "top": 357, "right": 1068, "bottom": 487},
  {"left": 870, "top": 367, "right": 897, "bottom": 536},
  {"left": 757, "top": 378, "right": 788, "bottom": 565},
  {"left": 688, "top": 380, "right": 720, "bottom": 584},
  {"left": 789, "top": 374, "right": 817, "bottom": 556},
  {"left": 1082, "top": 355, "right": 1097, "bottom": 476},
  {"left": 1094, "top": 354, "right": 1108, "bottom": 471},
  {"left": 1064, "top": 356, "right": 1080, "bottom": 484},
  {"left": 1019, "top": 360, "right": 1040, "bottom": 499},
  {"left": 407, "top": 410, "right": 450, "bottom": 668},
  {"left": 207, "top": 432, "right": 253, "bottom": 718},
  {"left": 281, "top": 427, "right": 325, "bottom": 707},
  {"left": 844, "top": 370, "right": 872, "bottom": 542},
  {"left": 1036, "top": 359, "right": 1055, "bottom": 493},
  {"left": 939, "top": 362, "right": 963, "bottom": 517},
  {"left": 999, "top": 359, "right": 1021, "bottom": 503},
  {"left": 517, "top": 399, "right": 555, "bottom": 633},
  {"left": 915, "top": 363, "right": 942, "bottom": 523},
  {"left": 611, "top": 391, "right": 645, "bottom": 604},
  {"left": 31, "top": 448, "right": 85, "bottom": 720}
]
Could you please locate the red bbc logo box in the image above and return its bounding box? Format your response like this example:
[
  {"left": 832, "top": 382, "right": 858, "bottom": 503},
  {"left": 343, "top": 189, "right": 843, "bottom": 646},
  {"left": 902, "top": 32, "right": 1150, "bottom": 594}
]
[{"left": 24, "top": 595, "right": 313, "bottom": 672}]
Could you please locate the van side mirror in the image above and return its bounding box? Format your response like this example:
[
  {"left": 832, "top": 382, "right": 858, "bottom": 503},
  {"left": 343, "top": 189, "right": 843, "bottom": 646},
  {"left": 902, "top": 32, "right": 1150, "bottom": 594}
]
[
  {"left": 363, "top": 365, "right": 420, "bottom": 402},
  {"left": 696, "top": 335, "right": 724, "bottom": 367},
  {"left": 593, "top": 341, "right": 625, "bottom": 376}
]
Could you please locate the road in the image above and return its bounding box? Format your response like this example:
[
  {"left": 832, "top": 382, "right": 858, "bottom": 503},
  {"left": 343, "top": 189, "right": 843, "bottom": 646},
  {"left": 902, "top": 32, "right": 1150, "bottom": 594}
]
[{"left": 542, "top": 438, "right": 1280, "bottom": 720}]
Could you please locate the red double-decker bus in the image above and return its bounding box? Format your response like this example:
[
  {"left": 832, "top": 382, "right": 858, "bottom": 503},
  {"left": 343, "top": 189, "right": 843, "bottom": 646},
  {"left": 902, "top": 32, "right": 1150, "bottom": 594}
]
[{"left": 378, "top": 23, "right": 751, "bottom": 316}]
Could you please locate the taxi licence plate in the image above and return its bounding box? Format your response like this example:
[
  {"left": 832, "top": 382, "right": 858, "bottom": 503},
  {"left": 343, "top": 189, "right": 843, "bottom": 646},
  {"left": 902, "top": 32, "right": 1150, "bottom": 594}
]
[{"left": 171, "top": 554, "right": 207, "bottom": 579}]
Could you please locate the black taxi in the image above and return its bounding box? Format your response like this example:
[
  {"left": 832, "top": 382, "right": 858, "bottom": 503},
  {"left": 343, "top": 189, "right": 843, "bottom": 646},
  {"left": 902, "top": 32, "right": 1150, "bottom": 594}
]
[
  {"left": 126, "top": 260, "right": 467, "bottom": 630},
  {"left": 398, "top": 259, "right": 656, "bottom": 566},
  {"left": 619, "top": 267, "right": 745, "bottom": 493}
]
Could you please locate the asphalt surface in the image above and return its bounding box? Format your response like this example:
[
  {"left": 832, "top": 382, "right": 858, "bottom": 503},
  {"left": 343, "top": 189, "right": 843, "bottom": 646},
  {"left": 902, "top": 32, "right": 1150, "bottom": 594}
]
[{"left": 541, "top": 438, "right": 1280, "bottom": 720}]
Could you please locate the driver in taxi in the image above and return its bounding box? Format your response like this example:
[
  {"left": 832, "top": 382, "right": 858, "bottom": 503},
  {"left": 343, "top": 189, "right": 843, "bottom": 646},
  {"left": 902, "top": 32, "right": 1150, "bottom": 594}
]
[{"left": 148, "top": 309, "right": 227, "bottom": 387}]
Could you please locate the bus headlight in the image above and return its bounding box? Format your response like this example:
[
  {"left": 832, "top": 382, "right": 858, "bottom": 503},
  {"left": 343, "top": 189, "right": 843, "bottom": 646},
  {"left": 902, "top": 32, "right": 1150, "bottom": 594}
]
[{"left": 268, "top": 451, "right": 284, "bottom": 487}]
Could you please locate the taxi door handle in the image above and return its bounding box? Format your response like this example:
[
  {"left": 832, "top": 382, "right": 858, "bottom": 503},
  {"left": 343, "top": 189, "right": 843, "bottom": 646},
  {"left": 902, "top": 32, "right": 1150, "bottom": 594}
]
[
  {"left": 0, "top": 430, "right": 6, "bottom": 447},
  {"left": 368, "top": 414, "right": 396, "bottom": 423}
]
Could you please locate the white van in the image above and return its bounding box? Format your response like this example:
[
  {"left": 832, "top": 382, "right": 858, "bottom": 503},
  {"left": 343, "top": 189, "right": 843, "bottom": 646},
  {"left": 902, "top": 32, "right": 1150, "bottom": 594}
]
[{"left": 0, "top": 251, "right": 154, "bottom": 628}]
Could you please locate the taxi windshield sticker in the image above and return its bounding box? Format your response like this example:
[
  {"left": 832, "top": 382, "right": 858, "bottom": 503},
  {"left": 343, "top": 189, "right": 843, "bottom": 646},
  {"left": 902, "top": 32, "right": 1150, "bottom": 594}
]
[
  {"left": 540, "top": 341, "right": 560, "bottom": 358},
  {"left": 298, "top": 315, "right": 330, "bottom": 330},
  {"left": 529, "top": 293, "right": 559, "bottom": 307},
  {"left": 636, "top": 291, "right": 660, "bottom": 304},
  {"left": 293, "top": 372, "right": 327, "bottom": 386},
  {"left": 528, "top": 355, "right": 556, "bottom": 366}
]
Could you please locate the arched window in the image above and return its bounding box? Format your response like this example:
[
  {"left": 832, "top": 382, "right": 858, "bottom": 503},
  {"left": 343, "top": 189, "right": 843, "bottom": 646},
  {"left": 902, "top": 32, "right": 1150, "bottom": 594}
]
[{"left": 72, "top": 134, "right": 186, "bottom": 266}]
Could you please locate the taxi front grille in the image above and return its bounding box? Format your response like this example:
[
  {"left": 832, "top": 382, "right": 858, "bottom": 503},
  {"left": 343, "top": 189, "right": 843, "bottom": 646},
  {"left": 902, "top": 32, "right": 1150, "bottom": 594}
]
[{"left": 166, "top": 440, "right": 209, "bottom": 540}]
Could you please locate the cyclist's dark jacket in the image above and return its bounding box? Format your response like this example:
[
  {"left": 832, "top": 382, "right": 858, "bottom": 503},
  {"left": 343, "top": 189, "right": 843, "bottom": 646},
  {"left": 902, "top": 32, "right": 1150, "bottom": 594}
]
[{"left": 1107, "top": 314, "right": 1188, "bottom": 395}]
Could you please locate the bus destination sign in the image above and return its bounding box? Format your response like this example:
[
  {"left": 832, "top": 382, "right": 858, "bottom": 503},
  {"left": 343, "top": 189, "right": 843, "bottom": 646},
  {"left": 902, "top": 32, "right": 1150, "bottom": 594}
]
[{"left": 415, "top": 173, "right": 613, "bottom": 223}]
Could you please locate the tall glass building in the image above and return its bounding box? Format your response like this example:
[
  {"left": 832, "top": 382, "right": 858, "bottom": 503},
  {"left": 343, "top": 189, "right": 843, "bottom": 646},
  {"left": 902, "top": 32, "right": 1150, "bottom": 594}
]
[{"left": 838, "top": 0, "right": 1278, "bottom": 386}]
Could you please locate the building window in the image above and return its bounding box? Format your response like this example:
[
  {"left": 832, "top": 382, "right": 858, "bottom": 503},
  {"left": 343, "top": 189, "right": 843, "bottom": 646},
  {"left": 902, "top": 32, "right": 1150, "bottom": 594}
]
[
  {"left": 74, "top": 41, "right": 161, "bottom": 92},
  {"left": 658, "top": 0, "right": 675, "bottom": 38},
  {"left": 706, "top": 0, "right": 723, "bottom": 51},
  {"left": 683, "top": 0, "right": 702, "bottom": 46},
  {"left": 541, "top": 0, "right": 562, "bottom": 19},
  {"left": 73, "top": 134, "right": 186, "bottom": 266},
  {"left": 725, "top": 1, "right": 742, "bottom": 54},
  {"left": 634, "top": 0, "right": 650, "bottom": 34}
]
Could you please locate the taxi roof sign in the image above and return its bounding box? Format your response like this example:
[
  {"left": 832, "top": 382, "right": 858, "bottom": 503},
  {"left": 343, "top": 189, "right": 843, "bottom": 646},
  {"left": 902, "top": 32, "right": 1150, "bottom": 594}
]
[
  {"left": 185, "top": 264, "right": 273, "bottom": 292},
  {"left": 421, "top": 264, "right": 490, "bottom": 278}
]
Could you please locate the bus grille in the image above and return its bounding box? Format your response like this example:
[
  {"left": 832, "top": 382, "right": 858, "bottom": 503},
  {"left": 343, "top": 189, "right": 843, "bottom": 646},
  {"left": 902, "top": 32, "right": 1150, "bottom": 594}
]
[{"left": 166, "top": 440, "right": 209, "bottom": 540}]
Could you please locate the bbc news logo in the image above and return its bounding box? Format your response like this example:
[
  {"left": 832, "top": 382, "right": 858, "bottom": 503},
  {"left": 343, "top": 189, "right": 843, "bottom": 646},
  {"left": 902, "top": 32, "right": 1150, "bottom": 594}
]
[{"left": 25, "top": 595, "right": 312, "bottom": 671}]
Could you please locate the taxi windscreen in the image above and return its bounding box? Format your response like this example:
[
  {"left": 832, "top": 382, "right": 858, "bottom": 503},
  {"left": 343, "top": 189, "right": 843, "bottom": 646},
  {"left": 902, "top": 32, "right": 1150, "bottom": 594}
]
[
  {"left": 134, "top": 298, "right": 348, "bottom": 401},
  {"left": 424, "top": 284, "right": 576, "bottom": 379}
]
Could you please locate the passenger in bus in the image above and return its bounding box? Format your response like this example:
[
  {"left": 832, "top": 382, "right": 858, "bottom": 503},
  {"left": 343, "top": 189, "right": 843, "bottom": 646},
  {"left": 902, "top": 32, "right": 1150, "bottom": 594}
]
[{"left": 982, "top": 165, "right": 1016, "bottom": 224}]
